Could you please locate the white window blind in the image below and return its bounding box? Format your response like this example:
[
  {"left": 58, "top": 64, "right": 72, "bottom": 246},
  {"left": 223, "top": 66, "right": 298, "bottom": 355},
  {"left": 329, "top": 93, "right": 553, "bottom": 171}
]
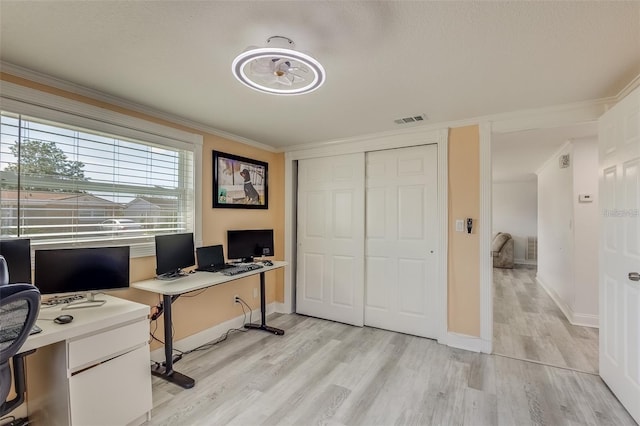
[{"left": 0, "top": 111, "right": 195, "bottom": 250}]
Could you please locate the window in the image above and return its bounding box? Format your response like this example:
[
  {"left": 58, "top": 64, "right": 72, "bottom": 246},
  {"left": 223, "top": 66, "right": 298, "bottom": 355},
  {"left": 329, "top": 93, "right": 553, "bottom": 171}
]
[{"left": 0, "top": 83, "right": 202, "bottom": 256}]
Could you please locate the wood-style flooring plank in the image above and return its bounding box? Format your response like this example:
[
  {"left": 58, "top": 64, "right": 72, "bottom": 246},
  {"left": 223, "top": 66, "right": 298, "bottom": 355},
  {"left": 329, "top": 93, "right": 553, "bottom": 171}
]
[
  {"left": 493, "top": 266, "right": 599, "bottom": 374},
  {"left": 144, "top": 314, "right": 634, "bottom": 426}
]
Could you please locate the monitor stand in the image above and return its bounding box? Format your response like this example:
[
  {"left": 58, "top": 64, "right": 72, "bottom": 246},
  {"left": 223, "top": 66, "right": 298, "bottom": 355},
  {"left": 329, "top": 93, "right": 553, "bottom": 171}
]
[
  {"left": 156, "top": 269, "right": 187, "bottom": 281},
  {"left": 62, "top": 292, "right": 107, "bottom": 310}
]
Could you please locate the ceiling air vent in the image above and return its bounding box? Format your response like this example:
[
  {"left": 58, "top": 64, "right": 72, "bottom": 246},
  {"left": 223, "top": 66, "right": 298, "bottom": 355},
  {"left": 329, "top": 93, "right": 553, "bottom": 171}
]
[{"left": 394, "top": 114, "right": 427, "bottom": 125}]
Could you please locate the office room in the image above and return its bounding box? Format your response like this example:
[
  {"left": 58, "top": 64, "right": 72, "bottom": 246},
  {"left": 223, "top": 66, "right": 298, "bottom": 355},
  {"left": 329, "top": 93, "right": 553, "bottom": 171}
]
[{"left": 0, "top": 2, "right": 639, "bottom": 425}]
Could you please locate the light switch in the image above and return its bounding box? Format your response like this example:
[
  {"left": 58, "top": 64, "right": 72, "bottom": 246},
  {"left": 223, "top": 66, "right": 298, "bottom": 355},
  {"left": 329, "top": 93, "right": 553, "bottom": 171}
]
[{"left": 455, "top": 220, "right": 464, "bottom": 232}]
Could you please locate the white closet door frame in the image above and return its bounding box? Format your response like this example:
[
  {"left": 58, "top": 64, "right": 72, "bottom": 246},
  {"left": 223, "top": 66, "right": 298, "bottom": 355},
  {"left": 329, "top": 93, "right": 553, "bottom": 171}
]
[{"left": 284, "top": 129, "right": 449, "bottom": 344}]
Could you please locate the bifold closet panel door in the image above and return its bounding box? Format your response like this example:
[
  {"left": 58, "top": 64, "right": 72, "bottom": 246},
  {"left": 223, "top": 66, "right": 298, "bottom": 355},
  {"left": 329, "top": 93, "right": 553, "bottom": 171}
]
[
  {"left": 296, "top": 153, "right": 365, "bottom": 326},
  {"left": 365, "top": 144, "right": 439, "bottom": 339}
]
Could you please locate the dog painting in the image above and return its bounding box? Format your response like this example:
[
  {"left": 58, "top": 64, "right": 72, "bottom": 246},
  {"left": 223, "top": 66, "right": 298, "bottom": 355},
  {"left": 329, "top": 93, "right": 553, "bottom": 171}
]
[
  {"left": 213, "top": 151, "right": 268, "bottom": 209},
  {"left": 240, "top": 168, "right": 261, "bottom": 204}
]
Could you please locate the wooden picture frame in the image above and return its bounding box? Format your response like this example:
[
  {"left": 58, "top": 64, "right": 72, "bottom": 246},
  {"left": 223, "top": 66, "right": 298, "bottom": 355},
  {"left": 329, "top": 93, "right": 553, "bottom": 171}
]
[{"left": 213, "top": 151, "right": 268, "bottom": 209}]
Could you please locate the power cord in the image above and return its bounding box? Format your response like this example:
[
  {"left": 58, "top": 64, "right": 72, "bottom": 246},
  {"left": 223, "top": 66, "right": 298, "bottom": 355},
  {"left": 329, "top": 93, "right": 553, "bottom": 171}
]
[
  {"left": 182, "top": 297, "right": 250, "bottom": 355},
  {"left": 147, "top": 292, "right": 252, "bottom": 364},
  {"left": 0, "top": 416, "right": 30, "bottom": 426},
  {"left": 236, "top": 296, "right": 254, "bottom": 326}
]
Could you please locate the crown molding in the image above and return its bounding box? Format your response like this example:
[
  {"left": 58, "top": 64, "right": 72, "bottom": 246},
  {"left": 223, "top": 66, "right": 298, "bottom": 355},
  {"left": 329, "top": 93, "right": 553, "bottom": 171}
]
[
  {"left": 285, "top": 97, "right": 612, "bottom": 153},
  {"left": 3, "top": 61, "right": 636, "bottom": 155},
  {"left": 0, "top": 61, "right": 278, "bottom": 153},
  {"left": 535, "top": 140, "right": 572, "bottom": 176},
  {"left": 616, "top": 73, "right": 640, "bottom": 101}
]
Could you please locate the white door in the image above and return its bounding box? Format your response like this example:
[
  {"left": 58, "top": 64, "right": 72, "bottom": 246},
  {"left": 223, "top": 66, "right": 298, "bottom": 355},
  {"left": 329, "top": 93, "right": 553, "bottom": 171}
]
[
  {"left": 365, "top": 145, "right": 439, "bottom": 338},
  {"left": 296, "top": 153, "right": 365, "bottom": 326},
  {"left": 598, "top": 86, "right": 640, "bottom": 423}
]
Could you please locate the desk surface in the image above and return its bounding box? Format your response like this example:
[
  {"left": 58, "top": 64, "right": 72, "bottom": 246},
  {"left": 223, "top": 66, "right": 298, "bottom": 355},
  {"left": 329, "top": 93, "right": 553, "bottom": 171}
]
[
  {"left": 131, "top": 261, "right": 287, "bottom": 296},
  {"left": 21, "top": 294, "right": 149, "bottom": 354}
]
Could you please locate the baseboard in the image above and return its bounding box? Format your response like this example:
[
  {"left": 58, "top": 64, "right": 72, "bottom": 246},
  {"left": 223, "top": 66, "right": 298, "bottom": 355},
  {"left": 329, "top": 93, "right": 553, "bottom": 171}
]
[
  {"left": 275, "top": 301, "right": 292, "bottom": 314},
  {"left": 536, "top": 276, "right": 599, "bottom": 329},
  {"left": 446, "top": 332, "right": 482, "bottom": 353},
  {"left": 536, "top": 276, "right": 573, "bottom": 323},
  {"left": 570, "top": 312, "right": 599, "bottom": 328},
  {"left": 149, "top": 302, "right": 276, "bottom": 362},
  {"left": 514, "top": 259, "right": 537, "bottom": 266}
]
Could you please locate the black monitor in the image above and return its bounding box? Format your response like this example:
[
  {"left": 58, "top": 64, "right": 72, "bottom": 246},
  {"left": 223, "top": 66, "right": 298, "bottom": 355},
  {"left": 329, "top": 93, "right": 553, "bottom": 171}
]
[
  {"left": 0, "top": 238, "right": 32, "bottom": 284},
  {"left": 34, "top": 246, "right": 130, "bottom": 308},
  {"left": 155, "top": 232, "right": 195, "bottom": 279},
  {"left": 227, "top": 229, "right": 274, "bottom": 262}
]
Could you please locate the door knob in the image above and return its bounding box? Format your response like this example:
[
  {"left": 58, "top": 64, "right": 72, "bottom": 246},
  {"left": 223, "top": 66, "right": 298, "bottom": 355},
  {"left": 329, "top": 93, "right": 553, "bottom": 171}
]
[{"left": 630, "top": 272, "right": 640, "bottom": 282}]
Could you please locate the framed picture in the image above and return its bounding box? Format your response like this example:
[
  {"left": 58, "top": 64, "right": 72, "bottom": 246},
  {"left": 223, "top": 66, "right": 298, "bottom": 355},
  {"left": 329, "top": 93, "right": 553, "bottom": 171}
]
[{"left": 213, "top": 151, "right": 268, "bottom": 209}]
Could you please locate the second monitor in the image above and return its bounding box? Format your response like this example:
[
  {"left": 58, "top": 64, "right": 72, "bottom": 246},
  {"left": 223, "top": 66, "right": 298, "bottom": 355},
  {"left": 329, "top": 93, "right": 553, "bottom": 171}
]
[
  {"left": 155, "top": 232, "right": 195, "bottom": 279},
  {"left": 227, "top": 229, "right": 274, "bottom": 263}
]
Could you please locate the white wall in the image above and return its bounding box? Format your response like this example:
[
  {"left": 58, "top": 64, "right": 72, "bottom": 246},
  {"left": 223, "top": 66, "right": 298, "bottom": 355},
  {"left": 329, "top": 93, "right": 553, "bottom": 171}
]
[
  {"left": 492, "top": 180, "right": 538, "bottom": 264},
  {"left": 537, "top": 143, "right": 574, "bottom": 308},
  {"left": 571, "top": 137, "right": 599, "bottom": 324},
  {"left": 536, "top": 139, "right": 599, "bottom": 327}
]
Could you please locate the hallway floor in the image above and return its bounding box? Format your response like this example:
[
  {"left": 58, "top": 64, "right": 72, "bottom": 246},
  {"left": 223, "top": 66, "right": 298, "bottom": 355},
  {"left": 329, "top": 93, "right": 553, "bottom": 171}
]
[{"left": 493, "top": 266, "right": 599, "bottom": 374}]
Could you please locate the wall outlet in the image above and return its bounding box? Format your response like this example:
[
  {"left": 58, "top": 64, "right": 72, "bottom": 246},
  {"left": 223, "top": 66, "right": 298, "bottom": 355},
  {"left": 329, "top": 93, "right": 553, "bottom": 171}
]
[
  {"left": 253, "top": 288, "right": 258, "bottom": 299},
  {"left": 233, "top": 294, "right": 240, "bottom": 304}
]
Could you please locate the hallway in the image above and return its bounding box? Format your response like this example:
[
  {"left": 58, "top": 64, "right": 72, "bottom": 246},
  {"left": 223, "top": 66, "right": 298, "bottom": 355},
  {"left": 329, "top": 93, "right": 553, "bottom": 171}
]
[{"left": 493, "top": 266, "right": 599, "bottom": 374}]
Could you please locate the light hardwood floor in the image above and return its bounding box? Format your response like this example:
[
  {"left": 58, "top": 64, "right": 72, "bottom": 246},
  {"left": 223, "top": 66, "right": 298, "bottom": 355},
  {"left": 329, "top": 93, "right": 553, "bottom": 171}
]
[
  {"left": 145, "top": 314, "right": 634, "bottom": 426},
  {"left": 493, "top": 266, "right": 599, "bottom": 374}
]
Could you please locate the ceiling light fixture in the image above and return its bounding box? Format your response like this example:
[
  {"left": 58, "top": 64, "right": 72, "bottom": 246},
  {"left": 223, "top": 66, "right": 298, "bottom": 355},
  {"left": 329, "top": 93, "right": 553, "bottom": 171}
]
[{"left": 231, "top": 36, "right": 326, "bottom": 96}]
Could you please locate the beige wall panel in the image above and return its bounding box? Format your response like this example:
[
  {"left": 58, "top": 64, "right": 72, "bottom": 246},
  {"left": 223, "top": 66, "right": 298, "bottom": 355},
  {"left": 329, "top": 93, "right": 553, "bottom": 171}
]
[{"left": 448, "top": 125, "right": 481, "bottom": 336}]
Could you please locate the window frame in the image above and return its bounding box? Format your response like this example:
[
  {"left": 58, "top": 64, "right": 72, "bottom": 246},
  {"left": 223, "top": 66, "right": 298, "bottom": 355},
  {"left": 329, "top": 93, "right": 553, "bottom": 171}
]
[{"left": 0, "top": 81, "right": 203, "bottom": 258}]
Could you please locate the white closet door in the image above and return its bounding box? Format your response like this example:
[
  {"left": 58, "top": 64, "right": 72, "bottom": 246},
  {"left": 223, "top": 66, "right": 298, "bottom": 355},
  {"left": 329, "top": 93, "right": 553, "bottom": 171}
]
[
  {"left": 365, "top": 145, "right": 439, "bottom": 338},
  {"left": 296, "top": 153, "right": 365, "bottom": 326},
  {"left": 598, "top": 86, "right": 640, "bottom": 424}
]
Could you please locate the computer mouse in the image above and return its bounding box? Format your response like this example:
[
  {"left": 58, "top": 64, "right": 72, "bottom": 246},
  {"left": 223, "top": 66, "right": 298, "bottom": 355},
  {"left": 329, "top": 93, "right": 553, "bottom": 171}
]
[
  {"left": 263, "top": 260, "right": 273, "bottom": 266},
  {"left": 54, "top": 314, "right": 74, "bottom": 324}
]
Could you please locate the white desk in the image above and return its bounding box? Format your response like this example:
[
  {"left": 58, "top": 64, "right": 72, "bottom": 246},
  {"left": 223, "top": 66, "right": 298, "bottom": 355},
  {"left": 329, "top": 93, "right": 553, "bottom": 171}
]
[
  {"left": 19, "top": 294, "right": 152, "bottom": 426},
  {"left": 132, "top": 261, "right": 287, "bottom": 389}
]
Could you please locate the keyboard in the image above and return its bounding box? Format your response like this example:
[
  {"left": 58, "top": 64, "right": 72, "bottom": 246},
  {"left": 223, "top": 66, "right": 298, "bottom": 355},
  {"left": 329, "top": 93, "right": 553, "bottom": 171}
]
[
  {"left": 195, "top": 264, "right": 235, "bottom": 273},
  {"left": 221, "top": 264, "right": 263, "bottom": 276},
  {"left": 0, "top": 324, "right": 42, "bottom": 344},
  {"left": 42, "top": 294, "right": 85, "bottom": 306}
]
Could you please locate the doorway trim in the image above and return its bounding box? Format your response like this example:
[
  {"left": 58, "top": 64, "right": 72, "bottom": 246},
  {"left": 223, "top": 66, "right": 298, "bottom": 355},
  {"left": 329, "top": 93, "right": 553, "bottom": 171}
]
[
  {"left": 283, "top": 128, "right": 449, "bottom": 343},
  {"left": 479, "top": 122, "right": 493, "bottom": 353}
]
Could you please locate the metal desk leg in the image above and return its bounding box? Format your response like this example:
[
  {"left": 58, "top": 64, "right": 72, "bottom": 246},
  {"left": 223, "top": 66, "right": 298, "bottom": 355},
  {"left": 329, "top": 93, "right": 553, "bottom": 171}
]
[
  {"left": 150, "top": 294, "right": 195, "bottom": 388},
  {"left": 244, "top": 271, "right": 284, "bottom": 335}
]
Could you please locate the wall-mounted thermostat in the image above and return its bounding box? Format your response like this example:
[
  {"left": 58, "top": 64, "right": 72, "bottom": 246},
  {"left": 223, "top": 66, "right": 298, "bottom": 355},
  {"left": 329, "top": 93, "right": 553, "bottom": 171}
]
[{"left": 579, "top": 194, "right": 593, "bottom": 203}]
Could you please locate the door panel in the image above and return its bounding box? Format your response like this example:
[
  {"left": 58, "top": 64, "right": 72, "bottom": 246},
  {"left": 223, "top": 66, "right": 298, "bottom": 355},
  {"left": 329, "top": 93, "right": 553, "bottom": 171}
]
[
  {"left": 599, "top": 86, "right": 640, "bottom": 423},
  {"left": 296, "top": 154, "right": 365, "bottom": 326},
  {"left": 365, "top": 145, "right": 439, "bottom": 338}
]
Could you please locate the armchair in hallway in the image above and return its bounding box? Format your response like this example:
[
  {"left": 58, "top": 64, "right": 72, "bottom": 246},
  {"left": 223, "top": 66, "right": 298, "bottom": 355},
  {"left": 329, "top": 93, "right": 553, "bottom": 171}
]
[{"left": 492, "top": 232, "right": 514, "bottom": 269}]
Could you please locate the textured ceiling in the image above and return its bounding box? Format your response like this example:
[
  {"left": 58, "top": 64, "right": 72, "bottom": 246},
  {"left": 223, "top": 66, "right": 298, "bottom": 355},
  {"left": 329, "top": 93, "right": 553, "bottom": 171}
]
[
  {"left": 1, "top": 1, "right": 639, "bottom": 160},
  {"left": 492, "top": 123, "right": 598, "bottom": 182}
]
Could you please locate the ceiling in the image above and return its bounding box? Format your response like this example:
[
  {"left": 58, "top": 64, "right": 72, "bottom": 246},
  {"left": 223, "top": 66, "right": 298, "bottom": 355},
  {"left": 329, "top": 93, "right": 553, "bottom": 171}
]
[
  {"left": 492, "top": 123, "right": 598, "bottom": 182},
  {"left": 1, "top": 1, "right": 639, "bottom": 177}
]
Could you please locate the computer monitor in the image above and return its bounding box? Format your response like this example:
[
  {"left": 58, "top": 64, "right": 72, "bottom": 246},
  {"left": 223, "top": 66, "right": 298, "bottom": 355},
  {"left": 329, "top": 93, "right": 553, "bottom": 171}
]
[
  {"left": 0, "top": 238, "right": 32, "bottom": 284},
  {"left": 227, "top": 229, "right": 274, "bottom": 262},
  {"left": 34, "top": 246, "right": 130, "bottom": 308},
  {"left": 154, "top": 232, "right": 195, "bottom": 279}
]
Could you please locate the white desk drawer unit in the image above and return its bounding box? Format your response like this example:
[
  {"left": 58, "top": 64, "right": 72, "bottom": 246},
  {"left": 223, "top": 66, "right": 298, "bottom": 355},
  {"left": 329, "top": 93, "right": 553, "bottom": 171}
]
[
  {"left": 69, "top": 345, "right": 152, "bottom": 426},
  {"left": 68, "top": 319, "right": 148, "bottom": 371},
  {"left": 20, "top": 295, "right": 153, "bottom": 426},
  {"left": 67, "top": 318, "right": 152, "bottom": 425}
]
